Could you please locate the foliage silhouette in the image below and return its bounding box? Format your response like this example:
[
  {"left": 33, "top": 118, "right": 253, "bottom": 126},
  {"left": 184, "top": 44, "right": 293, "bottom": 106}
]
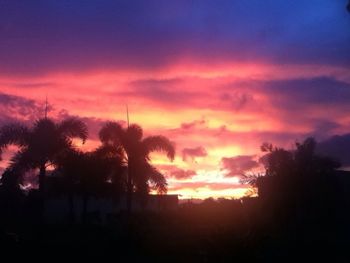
[
  {"left": 252, "top": 137, "right": 342, "bottom": 227},
  {"left": 255, "top": 138, "right": 341, "bottom": 181},
  {"left": 99, "top": 122, "right": 175, "bottom": 213},
  {"left": 0, "top": 118, "right": 88, "bottom": 196},
  {"left": 57, "top": 146, "right": 124, "bottom": 223}
]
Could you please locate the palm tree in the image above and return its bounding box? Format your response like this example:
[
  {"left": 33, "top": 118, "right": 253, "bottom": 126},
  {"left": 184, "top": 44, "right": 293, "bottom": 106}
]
[
  {"left": 99, "top": 122, "right": 175, "bottom": 213},
  {"left": 0, "top": 117, "right": 88, "bottom": 195}
]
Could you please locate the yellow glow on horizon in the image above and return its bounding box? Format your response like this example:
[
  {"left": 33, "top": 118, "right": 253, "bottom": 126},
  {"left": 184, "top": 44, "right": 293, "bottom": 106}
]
[{"left": 166, "top": 187, "right": 248, "bottom": 200}]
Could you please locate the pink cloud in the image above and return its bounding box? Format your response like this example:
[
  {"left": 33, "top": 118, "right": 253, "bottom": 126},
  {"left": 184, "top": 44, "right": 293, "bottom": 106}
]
[
  {"left": 221, "top": 155, "right": 259, "bottom": 177},
  {"left": 182, "top": 146, "right": 208, "bottom": 162},
  {"left": 157, "top": 164, "right": 197, "bottom": 179}
]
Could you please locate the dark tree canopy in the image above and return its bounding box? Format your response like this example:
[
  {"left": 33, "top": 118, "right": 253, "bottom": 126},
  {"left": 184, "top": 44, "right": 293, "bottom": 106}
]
[{"left": 0, "top": 117, "right": 88, "bottom": 191}]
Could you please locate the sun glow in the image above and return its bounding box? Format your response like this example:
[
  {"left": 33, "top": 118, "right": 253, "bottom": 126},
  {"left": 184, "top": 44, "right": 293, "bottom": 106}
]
[{"left": 167, "top": 187, "right": 248, "bottom": 200}]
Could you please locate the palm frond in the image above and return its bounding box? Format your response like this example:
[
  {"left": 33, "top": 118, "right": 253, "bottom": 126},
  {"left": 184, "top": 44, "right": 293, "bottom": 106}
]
[
  {"left": 142, "top": 135, "right": 175, "bottom": 161},
  {"left": 148, "top": 165, "right": 168, "bottom": 194},
  {"left": 240, "top": 173, "right": 264, "bottom": 187},
  {"left": 126, "top": 124, "right": 143, "bottom": 142},
  {"left": 58, "top": 118, "right": 88, "bottom": 143},
  {"left": 8, "top": 148, "right": 36, "bottom": 173},
  {"left": 0, "top": 168, "right": 22, "bottom": 189},
  {"left": 33, "top": 118, "right": 56, "bottom": 133},
  {"left": 0, "top": 123, "right": 30, "bottom": 160},
  {"left": 99, "top": 122, "right": 124, "bottom": 144},
  {"left": 93, "top": 144, "right": 126, "bottom": 164}
]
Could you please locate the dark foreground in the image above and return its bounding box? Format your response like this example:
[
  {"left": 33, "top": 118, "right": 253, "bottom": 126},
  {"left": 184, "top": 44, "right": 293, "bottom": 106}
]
[{"left": 1, "top": 200, "right": 350, "bottom": 262}]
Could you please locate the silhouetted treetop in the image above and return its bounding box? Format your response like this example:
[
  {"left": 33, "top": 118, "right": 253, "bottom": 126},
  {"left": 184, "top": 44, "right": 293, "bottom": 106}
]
[
  {"left": 99, "top": 122, "right": 175, "bottom": 161},
  {"left": 260, "top": 137, "right": 340, "bottom": 179},
  {"left": 0, "top": 117, "right": 88, "bottom": 192},
  {"left": 99, "top": 122, "right": 175, "bottom": 212}
]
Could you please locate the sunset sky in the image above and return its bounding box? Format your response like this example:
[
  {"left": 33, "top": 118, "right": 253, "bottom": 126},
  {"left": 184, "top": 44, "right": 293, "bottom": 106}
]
[{"left": 0, "top": 1, "right": 350, "bottom": 199}]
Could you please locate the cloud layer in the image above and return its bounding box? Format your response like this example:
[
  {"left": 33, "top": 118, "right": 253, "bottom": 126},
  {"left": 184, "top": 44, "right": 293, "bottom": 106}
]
[
  {"left": 0, "top": 1, "right": 349, "bottom": 198},
  {"left": 0, "top": 0, "right": 349, "bottom": 76}
]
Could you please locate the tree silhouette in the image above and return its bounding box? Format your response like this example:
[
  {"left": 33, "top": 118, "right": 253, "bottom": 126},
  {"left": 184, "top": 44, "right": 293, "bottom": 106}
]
[
  {"left": 0, "top": 168, "right": 21, "bottom": 191},
  {"left": 0, "top": 118, "right": 88, "bottom": 196},
  {"left": 259, "top": 138, "right": 340, "bottom": 178},
  {"left": 58, "top": 145, "right": 124, "bottom": 223},
  {"left": 0, "top": 168, "right": 25, "bottom": 227},
  {"left": 99, "top": 122, "right": 175, "bottom": 213},
  {"left": 240, "top": 137, "right": 341, "bottom": 205},
  {"left": 254, "top": 137, "right": 341, "bottom": 224}
]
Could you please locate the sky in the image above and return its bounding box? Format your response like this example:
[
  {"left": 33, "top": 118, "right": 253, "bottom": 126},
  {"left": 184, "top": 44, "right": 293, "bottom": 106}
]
[{"left": 0, "top": 0, "right": 350, "bottom": 199}]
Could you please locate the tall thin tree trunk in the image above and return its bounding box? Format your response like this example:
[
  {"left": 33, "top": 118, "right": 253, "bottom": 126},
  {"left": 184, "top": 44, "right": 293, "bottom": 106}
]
[
  {"left": 126, "top": 167, "right": 133, "bottom": 215},
  {"left": 39, "top": 162, "right": 46, "bottom": 196},
  {"left": 38, "top": 162, "right": 46, "bottom": 224}
]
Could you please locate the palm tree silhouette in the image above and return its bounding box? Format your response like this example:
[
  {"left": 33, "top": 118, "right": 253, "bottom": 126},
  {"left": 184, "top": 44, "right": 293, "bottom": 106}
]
[
  {"left": 99, "top": 122, "right": 175, "bottom": 213},
  {"left": 0, "top": 117, "right": 88, "bottom": 195}
]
